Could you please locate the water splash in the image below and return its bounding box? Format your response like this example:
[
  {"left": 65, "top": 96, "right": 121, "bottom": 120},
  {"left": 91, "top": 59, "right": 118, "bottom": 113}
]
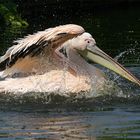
[
  {"left": 0, "top": 65, "right": 140, "bottom": 111},
  {"left": 0, "top": 70, "right": 139, "bottom": 112},
  {"left": 114, "top": 41, "right": 140, "bottom": 65}
]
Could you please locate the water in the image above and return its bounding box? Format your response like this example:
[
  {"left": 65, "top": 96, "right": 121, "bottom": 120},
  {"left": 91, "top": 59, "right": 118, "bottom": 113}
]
[
  {"left": 0, "top": 2, "right": 140, "bottom": 140},
  {"left": 1, "top": 105, "right": 140, "bottom": 139}
]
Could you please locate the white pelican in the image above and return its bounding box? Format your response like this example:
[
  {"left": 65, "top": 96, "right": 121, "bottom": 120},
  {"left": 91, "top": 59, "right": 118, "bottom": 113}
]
[{"left": 0, "top": 24, "right": 139, "bottom": 94}]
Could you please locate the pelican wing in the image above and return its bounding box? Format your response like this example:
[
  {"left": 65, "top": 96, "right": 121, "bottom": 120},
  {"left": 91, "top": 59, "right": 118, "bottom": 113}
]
[{"left": 0, "top": 24, "right": 84, "bottom": 71}]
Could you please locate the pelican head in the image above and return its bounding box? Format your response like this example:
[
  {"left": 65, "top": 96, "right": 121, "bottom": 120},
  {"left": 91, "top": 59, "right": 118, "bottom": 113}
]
[{"left": 66, "top": 32, "right": 140, "bottom": 86}]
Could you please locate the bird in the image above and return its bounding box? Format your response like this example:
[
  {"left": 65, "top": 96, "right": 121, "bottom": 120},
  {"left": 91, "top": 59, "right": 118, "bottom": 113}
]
[{"left": 0, "top": 24, "right": 139, "bottom": 94}]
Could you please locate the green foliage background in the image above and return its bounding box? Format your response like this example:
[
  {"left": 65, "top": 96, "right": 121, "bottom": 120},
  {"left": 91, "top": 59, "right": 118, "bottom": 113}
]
[
  {"left": 0, "top": 0, "right": 28, "bottom": 54},
  {"left": 0, "top": 0, "right": 28, "bottom": 28}
]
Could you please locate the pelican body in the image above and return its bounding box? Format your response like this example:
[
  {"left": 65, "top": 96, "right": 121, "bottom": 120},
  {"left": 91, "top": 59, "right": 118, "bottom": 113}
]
[{"left": 0, "top": 24, "right": 139, "bottom": 94}]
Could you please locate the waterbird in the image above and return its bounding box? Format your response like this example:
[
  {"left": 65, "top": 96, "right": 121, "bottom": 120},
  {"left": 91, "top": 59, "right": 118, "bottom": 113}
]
[{"left": 0, "top": 24, "right": 139, "bottom": 93}]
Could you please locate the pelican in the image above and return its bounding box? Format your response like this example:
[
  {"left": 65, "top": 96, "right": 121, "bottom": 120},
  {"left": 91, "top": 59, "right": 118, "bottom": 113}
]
[{"left": 0, "top": 24, "right": 139, "bottom": 94}]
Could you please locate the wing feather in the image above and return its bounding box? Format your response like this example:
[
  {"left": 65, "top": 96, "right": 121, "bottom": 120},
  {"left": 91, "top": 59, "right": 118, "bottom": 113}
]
[{"left": 0, "top": 24, "right": 84, "bottom": 71}]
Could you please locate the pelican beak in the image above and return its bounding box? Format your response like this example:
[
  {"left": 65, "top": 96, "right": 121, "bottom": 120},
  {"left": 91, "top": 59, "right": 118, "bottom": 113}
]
[{"left": 79, "top": 45, "right": 140, "bottom": 86}]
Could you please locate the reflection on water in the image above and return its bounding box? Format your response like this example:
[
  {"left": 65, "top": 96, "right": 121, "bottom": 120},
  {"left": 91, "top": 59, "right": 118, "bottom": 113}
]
[
  {"left": 0, "top": 2, "right": 140, "bottom": 140},
  {"left": 0, "top": 106, "right": 140, "bottom": 140}
]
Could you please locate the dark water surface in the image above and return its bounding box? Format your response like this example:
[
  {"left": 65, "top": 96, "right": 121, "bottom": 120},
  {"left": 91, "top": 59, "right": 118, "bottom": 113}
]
[
  {"left": 0, "top": 2, "right": 140, "bottom": 140},
  {"left": 0, "top": 106, "right": 140, "bottom": 140}
]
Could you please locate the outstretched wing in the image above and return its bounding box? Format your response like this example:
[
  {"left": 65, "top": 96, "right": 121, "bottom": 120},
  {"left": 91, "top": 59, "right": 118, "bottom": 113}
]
[{"left": 0, "top": 24, "right": 84, "bottom": 71}]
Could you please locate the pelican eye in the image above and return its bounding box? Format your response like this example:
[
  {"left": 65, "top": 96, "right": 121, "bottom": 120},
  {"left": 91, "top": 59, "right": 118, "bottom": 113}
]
[{"left": 85, "top": 39, "right": 91, "bottom": 44}]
